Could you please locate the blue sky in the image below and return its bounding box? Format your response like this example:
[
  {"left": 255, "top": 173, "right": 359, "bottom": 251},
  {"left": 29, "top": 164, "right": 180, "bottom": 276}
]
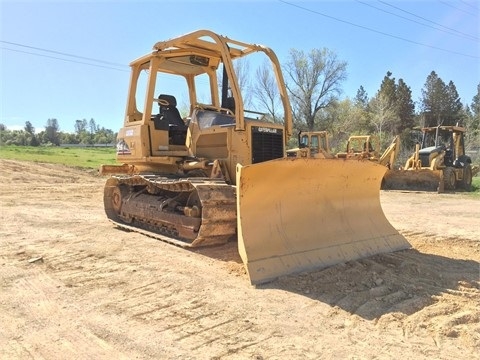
[{"left": 1, "top": 0, "right": 479, "bottom": 133}]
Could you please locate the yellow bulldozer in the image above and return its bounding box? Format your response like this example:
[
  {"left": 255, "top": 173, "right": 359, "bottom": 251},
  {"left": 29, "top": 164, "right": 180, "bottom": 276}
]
[
  {"left": 290, "top": 132, "right": 400, "bottom": 169},
  {"left": 286, "top": 131, "right": 334, "bottom": 158},
  {"left": 382, "top": 125, "right": 477, "bottom": 192},
  {"left": 336, "top": 134, "right": 380, "bottom": 160},
  {"left": 100, "top": 30, "right": 409, "bottom": 285}
]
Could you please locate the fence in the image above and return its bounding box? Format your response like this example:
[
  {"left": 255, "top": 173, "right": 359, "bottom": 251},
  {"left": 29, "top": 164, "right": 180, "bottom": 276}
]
[{"left": 60, "top": 143, "right": 115, "bottom": 148}]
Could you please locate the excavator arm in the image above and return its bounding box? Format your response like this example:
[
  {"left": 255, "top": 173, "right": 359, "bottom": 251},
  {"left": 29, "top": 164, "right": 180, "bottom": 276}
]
[{"left": 379, "top": 136, "right": 400, "bottom": 168}]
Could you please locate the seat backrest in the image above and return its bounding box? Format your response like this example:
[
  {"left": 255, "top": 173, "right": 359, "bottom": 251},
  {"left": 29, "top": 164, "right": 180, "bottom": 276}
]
[{"left": 158, "top": 94, "right": 185, "bottom": 127}]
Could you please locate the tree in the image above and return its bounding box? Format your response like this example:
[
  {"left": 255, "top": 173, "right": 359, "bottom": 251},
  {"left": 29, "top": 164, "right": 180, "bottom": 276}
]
[
  {"left": 445, "top": 81, "right": 463, "bottom": 125},
  {"left": 218, "top": 57, "right": 252, "bottom": 109},
  {"left": 367, "top": 73, "right": 416, "bottom": 150},
  {"left": 321, "top": 98, "right": 358, "bottom": 150},
  {"left": 284, "top": 48, "right": 347, "bottom": 130},
  {"left": 24, "top": 121, "right": 35, "bottom": 135},
  {"left": 471, "top": 83, "right": 480, "bottom": 131},
  {"left": 421, "top": 71, "right": 463, "bottom": 127},
  {"left": 233, "top": 58, "right": 252, "bottom": 108},
  {"left": 465, "top": 83, "right": 480, "bottom": 154},
  {"left": 252, "top": 60, "right": 282, "bottom": 123},
  {"left": 354, "top": 86, "right": 369, "bottom": 109},
  {"left": 45, "top": 118, "right": 60, "bottom": 145},
  {"left": 369, "top": 92, "right": 398, "bottom": 143},
  {"left": 24, "top": 121, "right": 39, "bottom": 146},
  {"left": 0, "top": 124, "right": 6, "bottom": 146},
  {"left": 395, "top": 79, "right": 415, "bottom": 133},
  {"left": 367, "top": 72, "right": 401, "bottom": 143},
  {"left": 75, "top": 119, "right": 88, "bottom": 135},
  {"left": 89, "top": 118, "right": 98, "bottom": 134},
  {"left": 351, "top": 86, "right": 373, "bottom": 133},
  {"left": 94, "top": 127, "right": 116, "bottom": 144},
  {"left": 0, "top": 118, "right": 118, "bottom": 147},
  {"left": 87, "top": 118, "right": 99, "bottom": 144},
  {"left": 379, "top": 72, "right": 397, "bottom": 108},
  {"left": 472, "top": 84, "right": 480, "bottom": 118},
  {"left": 59, "top": 132, "right": 78, "bottom": 144}
]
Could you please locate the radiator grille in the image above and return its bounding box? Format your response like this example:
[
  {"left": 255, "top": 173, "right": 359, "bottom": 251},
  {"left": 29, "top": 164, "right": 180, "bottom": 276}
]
[{"left": 251, "top": 126, "right": 284, "bottom": 164}]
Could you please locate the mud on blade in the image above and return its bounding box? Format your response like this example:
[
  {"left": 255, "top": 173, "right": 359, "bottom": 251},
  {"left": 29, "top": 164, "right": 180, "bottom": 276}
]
[{"left": 236, "top": 158, "right": 410, "bottom": 285}]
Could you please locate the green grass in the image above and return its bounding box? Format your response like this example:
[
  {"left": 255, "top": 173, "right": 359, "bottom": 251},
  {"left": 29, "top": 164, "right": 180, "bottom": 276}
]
[
  {"left": 1, "top": 145, "right": 479, "bottom": 196},
  {"left": 471, "top": 176, "right": 480, "bottom": 196},
  {"left": 0, "top": 145, "right": 117, "bottom": 169}
]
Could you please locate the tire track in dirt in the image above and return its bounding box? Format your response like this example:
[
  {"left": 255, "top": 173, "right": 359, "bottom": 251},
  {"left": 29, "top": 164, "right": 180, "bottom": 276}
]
[
  {"left": 0, "top": 266, "right": 131, "bottom": 359},
  {"left": 64, "top": 255, "right": 265, "bottom": 356},
  {"left": 1, "top": 222, "right": 264, "bottom": 358}
]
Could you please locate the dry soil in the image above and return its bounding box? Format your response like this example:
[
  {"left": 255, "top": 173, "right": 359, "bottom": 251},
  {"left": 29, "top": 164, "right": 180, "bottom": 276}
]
[{"left": 0, "top": 159, "right": 479, "bottom": 359}]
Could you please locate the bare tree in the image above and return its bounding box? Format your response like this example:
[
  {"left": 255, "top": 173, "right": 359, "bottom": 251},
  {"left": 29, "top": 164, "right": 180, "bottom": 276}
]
[
  {"left": 218, "top": 57, "right": 252, "bottom": 109},
  {"left": 251, "top": 60, "right": 282, "bottom": 123},
  {"left": 284, "top": 48, "right": 347, "bottom": 130},
  {"left": 233, "top": 58, "right": 252, "bottom": 108},
  {"left": 369, "top": 93, "right": 398, "bottom": 143}
]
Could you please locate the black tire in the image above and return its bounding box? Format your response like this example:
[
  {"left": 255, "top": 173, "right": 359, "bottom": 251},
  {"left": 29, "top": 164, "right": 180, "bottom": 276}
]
[
  {"left": 461, "top": 165, "right": 473, "bottom": 191},
  {"left": 443, "top": 167, "right": 456, "bottom": 191}
]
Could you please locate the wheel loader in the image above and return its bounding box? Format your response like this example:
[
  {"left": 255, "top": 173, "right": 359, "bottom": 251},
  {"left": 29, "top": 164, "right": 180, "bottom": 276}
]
[
  {"left": 100, "top": 30, "right": 409, "bottom": 285},
  {"left": 382, "top": 125, "right": 476, "bottom": 192}
]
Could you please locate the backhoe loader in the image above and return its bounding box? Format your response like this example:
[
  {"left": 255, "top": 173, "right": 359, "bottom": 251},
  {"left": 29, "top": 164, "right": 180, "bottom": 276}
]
[
  {"left": 382, "top": 125, "right": 476, "bottom": 192},
  {"left": 100, "top": 30, "right": 409, "bottom": 285}
]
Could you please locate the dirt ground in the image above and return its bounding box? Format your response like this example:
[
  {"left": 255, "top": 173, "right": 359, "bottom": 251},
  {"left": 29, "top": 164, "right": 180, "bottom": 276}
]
[{"left": 0, "top": 159, "right": 479, "bottom": 360}]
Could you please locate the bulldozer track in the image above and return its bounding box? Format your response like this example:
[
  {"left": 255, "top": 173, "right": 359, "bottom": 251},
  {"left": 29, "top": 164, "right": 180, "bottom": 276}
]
[{"left": 104, "top": 175, "right": 237, "bottom": 248}]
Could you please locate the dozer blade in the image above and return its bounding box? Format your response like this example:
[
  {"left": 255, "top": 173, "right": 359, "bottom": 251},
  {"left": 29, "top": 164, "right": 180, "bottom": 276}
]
[
  {"left": 236, "top": 158, "right": 410, "bottom": 285},
  {"left": 382, "top": 169, "right": 442, "bottom": 192}
]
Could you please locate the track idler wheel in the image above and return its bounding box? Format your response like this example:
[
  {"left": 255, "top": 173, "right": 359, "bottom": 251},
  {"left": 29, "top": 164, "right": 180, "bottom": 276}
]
[
  {"left": 104, "top": 178, "right": 132, "bottom": 223},
  {"left": 111, "top": 186, "right": 124, "bottom": 214}
]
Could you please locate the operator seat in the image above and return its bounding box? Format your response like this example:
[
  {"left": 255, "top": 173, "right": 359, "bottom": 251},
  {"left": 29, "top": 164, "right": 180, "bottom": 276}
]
[
  {"left": 157, "top": 94, "right": 185, "bottom": 127},
  {"left": 154, "top": 94, "right": 187, "bottom": 145}
]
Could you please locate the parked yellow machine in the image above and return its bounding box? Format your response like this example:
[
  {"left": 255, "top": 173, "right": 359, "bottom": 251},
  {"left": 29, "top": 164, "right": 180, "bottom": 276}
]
[
  {"left": 382, "top": 125, "right": 476, "bottom": 192},
  {"left": 292, "top": 132, "right": 400, "bottom": 169},
  {"left": 286, "top": 131, "right": 334, "bottom": 158},
  {"left": 337, "top": 134, "right": 380, "bottom": 160},
  {"left": 337, "top": 134, "right": 400, "bottom": 168},
  {"left": 100, "top": 30, "right": 409, "bottom": 284}
]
